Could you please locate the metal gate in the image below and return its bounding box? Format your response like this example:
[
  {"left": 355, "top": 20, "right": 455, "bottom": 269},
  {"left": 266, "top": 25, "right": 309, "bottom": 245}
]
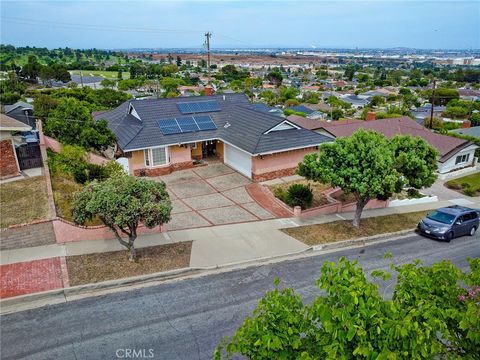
[{"left": 15, "top": 144, "right": 43, "bottom": 170}]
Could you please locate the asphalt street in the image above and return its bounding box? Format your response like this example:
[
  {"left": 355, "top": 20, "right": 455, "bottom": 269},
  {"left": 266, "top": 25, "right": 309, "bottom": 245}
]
[{"left": 1, "top": 232, "right": 479, "bottom": 360}]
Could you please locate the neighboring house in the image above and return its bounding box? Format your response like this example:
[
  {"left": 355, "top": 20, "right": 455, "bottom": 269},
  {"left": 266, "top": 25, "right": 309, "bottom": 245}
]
[
  {"left": 359, "top": 88, "right": 394, "bottom": 99},
  {"left": 287, "top": 115, "right": 326, "bottom": 130},
  {"left": 0, "top": 114, "right": 31, "bottom": 179},
  {"left": 340, "top": 94, "right": 369, "bottom": 109},
  {"left": 95, "top": 93, "right": 331, "bottom": 181},
  {"left": 412, "top": 105, "right": 446, "bottom": 125},
  {"left": 450, "top": 126, "right": 480, "bottom": 139},
  {"left": 316, "top": 116, "right": 478, "bottom": 174},
  {"left": 3, "top": 101, "right": 35, "bottom": 128},
  {"left": 289, "top": 105, "right": 315, "bottom": 115},
  {"left": 458, "top": 89, "right": 480, "bottom": 101}
]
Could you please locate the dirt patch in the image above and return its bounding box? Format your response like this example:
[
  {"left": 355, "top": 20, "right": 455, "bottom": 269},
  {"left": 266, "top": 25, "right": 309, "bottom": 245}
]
[
  {"left": 283, "top": 211, "right": 429, "bottom": 246},
  {"left": 267, "top": 180, "right": 330, "bottom": 208},
  {"left": 0, "top": 176, "right": 50, "bottom": 228},
  {"left": 67, "top": 241, "right": 192, "bottom": 286}
]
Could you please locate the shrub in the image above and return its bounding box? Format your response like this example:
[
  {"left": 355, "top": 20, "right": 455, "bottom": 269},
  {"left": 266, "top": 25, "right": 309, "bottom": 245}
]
[
  {"left": 273, "top": 187, "right": 289, "bottom": 203},
  {"left": 286, "top": 184, "right": 313, "bottom": 209},
  {"left": 463, "top": 186, "right": 477, "bottom": 197}
]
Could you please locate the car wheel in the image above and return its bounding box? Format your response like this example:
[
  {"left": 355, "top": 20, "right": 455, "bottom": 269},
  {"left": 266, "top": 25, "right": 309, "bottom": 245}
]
[
  {"left": 470, "top": 227, "right": 477, "bottom": 236},
  {"left": 445, "top": 232, "right": 453, "bottom": 242}
]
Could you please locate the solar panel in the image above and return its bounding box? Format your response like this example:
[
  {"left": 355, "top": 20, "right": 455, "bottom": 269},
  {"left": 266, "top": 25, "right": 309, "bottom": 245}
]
[
  {"left": 158, "top": 118, "right": 181, "bottom": 135},
  {"left": 194, "top": 115, "right": 217, "bottom": 131},
  {"left": 176, "top": 117, "right": 199, "bottom": 133},
  {"left": 177, "top": 100, "right": 220, "bottom": 114},
  {"left": 157, "top": 115, "right": 216, "bottom": 135}
]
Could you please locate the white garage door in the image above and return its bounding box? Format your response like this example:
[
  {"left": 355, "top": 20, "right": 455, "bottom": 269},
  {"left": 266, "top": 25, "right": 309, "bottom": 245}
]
[{"left": 224, "top": 144, "right": 252, "bottom": 178}]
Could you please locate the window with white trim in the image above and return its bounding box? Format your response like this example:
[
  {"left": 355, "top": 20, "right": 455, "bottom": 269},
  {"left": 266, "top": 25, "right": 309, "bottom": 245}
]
[
  {"left": 144, "top": 147, "right": 168, "bottom": 167},
  {"left": 455, "top": 154, "right": 470, "bottom": 165}
]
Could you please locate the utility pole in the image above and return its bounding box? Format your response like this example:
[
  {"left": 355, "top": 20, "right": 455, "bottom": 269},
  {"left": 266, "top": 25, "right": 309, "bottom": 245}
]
[
  {"left": 429, "top": 79, "right": 436, "bottom": 129},
  {"left": 205, "top": 31, "right": 212, "bottom": 83}
]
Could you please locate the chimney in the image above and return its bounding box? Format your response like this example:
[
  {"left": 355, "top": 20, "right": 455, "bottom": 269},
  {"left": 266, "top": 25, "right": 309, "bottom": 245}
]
[
  {"left": 204, "top": 85, "right": 214, "bottom": 96},
  {"left": 366, "top": 111, "right": 376, "bottom": 121},
  {"left": 462, "top": 120, "right": 471, "bottom": 128}
]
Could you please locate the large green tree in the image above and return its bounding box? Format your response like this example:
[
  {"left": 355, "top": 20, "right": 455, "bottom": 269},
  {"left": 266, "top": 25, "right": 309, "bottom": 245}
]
[
  {"left": 216, "top": 257, "right": 480, "bottom": 359},
  {"left": 390, "top": 135, "right": 438, "bottom": 190},
  {"left": 43, "top": 97, "right": 115, "bottom": 151},
  {"left": 72, "top": 176, "right": 172, "bottom": 261},
  {"left": 298, "top": 129, "right": 401, "bottom": 227}
]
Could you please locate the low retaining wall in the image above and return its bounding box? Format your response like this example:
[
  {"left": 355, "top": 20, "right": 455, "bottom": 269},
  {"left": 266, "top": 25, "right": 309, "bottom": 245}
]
[
  {"left": 261, "top": 185, "right": 389, "bottom": 219},
  {"left": 52, "top": 218, "right": 164, "bottom": 244}
]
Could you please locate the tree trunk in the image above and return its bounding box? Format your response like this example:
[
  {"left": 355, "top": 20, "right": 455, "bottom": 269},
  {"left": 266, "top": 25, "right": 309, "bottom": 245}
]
[
  {"left": 127, "top": 229, "right": 138, "bottom": 262},
  {"left": 352, "top": 193, "right": 369, "bottom": 228}
]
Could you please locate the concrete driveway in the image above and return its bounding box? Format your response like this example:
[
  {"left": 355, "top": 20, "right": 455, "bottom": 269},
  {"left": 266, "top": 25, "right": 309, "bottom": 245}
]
[{"left": 153, "top": 163, "right": 275, "bottom": 231}]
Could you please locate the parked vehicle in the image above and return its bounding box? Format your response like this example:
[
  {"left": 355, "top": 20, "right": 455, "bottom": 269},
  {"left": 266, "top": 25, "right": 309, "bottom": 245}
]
[{"left": 417, "top": 205, "right": 479, "bottom": 242}]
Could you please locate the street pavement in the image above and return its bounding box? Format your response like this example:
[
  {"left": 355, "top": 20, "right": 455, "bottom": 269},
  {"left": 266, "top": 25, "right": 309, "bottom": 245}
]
[{"left": 1, "top": 232, "right": 479, "bottom": 360}]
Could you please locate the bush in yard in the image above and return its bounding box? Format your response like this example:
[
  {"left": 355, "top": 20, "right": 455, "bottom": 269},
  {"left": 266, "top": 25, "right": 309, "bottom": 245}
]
[
  {"left": 273, "top": 187, "right": 288, "bottom": 204},
  {"left": 286, "top": 184, "right": 313, "bottom": 209},
  {"left": 463, "top": 186, "right": 477, "bottom": 197},
  {"left": 72, "top": 175, "right": 172, "bottom": 261},
  {"left": 215, "top": 257, "right": 480, "bottom": 359}
]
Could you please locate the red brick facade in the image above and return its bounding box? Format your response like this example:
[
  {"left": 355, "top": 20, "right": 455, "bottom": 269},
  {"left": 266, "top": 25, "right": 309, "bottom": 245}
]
[
  {"left": 133, "top": 160, "right": 193, "bottom": 177},
  {"left": 252, "top": 167, "right": 297, "bottom": 182},
  {"left": 0, "top": 139, "right": 20, "bottom": 179}
]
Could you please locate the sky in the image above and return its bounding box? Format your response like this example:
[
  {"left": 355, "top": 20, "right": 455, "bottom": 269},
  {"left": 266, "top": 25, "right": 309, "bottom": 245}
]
[{"left": 1, "top": 0, "right": 479, "bottom": 50}]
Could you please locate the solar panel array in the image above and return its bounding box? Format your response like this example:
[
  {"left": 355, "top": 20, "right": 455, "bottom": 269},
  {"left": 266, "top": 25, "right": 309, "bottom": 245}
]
[
  {"left": 177, "top": 100, "right": 221, "bottom": 114},
  {"left": 157, "top": 115, "right": 217, "bottom": 135}
]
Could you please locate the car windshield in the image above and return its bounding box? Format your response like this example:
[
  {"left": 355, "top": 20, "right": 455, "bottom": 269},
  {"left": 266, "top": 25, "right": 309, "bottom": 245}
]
[{"left": 427, "top": 210, "right": 456, "bottom": 224}]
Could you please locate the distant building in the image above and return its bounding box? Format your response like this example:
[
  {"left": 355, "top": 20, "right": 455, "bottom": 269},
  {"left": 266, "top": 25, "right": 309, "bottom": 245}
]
[{"left": 3, "top": 101, "right": 35, "bottom": 128}]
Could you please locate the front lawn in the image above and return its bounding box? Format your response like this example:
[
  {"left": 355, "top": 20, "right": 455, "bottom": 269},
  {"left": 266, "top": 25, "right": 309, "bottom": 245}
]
[
  {"left": 267, "top": 180, "right": 330, "bottom": 208},
  {"left": 66, "top": 242, "right": 192, "bottom": 286},
  {"left": 0, "top": 176, "right": 51, "bottom": 228},
  {"left": 445, "top": 173, "right": 480, "bottom": 197},
  {"left": 283, "top": 211, "right": 429, "bottom": 246}
]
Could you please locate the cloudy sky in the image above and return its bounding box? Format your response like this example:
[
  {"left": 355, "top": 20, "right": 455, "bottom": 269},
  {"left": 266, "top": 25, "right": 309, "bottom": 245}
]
[{"left": 1, "top": 0, "right": 479, "bottom": 50}]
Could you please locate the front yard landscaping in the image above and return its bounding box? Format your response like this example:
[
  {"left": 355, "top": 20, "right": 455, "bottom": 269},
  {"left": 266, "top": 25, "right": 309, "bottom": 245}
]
[
  {"left": 0, "top": 176, "right": 51, "bottom": 228},
  {"left": 283, "top": 211, "right": 429, "bottom": 246},
  {"left": 66, "top": 241, "right": 192, "bottom": 286},
  {"left": 445, "top": 173, "right": 480, "bottom": 197},
  {"left": 50, "top": 172, "right": 102, "bottom": 226},
  {"left": 267, "top": 180, "right": 330, "bottom": 208}
]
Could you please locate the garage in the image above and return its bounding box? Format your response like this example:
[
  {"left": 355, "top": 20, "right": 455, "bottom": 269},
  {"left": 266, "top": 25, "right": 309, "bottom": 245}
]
[{"left": 224, "top": 143, "right": 252, "bottom": 178}]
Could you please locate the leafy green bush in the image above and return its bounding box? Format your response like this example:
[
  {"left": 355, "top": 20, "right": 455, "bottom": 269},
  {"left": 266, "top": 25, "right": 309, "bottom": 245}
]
[
  {"left": 286, "top": 184, "right": 313, "bottom": 209},
  {"left": 463, "top": 186, "right": 477, "bottom": 197},
  {"left": 273, "top": 187, "right": 288, "bottom": 203}
]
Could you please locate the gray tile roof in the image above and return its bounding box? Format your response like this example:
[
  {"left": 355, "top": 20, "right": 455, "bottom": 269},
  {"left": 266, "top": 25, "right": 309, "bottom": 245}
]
[
  {"left": 4, "top": 101, "right": 33, "bottom": 113},
  {"left": 95, "top": 93, "right": 331, "bottom": 154},
  {"left": 450, "top": 126, "right": 480, "bottom": 139}
]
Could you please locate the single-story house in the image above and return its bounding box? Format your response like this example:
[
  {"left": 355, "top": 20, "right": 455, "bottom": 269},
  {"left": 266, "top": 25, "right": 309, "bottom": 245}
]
[
  {"left": 95, "top": 93, "right": 332, "bottom": 181},
  {"left": 315, "top": 116, "right": 478, "bottom": 174},
  {"left": 450, "top": 126, "right": 480, "bottom": 139},
  {"left": 340, "top": 94, "right": 369, "bottom": 109},
  {"left": 0, "top": 114, "right": 32, "bottom": 179},
  {"left": 458, "top": 89, "right": 480, "bottom": 101},
  {"left": 3, "top": 101, "right": 35, "bottom": 128}
]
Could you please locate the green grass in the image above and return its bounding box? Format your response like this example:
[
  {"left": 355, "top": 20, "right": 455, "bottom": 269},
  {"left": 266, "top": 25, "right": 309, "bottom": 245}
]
[
  {"left": 283, "top": 211, "right": 429, "bottom": 246},
  {"left": 0, "top": 176, "right": 51, "bottom": 228},
  {"left": 445, "top": 173, "right": 480, "bottom": 197},
  {"left": 70, "top": 70, "right": 130, "bottom": 80}
]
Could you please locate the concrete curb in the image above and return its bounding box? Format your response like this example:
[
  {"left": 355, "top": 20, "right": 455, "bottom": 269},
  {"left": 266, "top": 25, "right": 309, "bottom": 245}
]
[
  {"left": 310, "top": 229, "right": 416, "bottom": 252},
  {"left": 0, "top": 228, "right": 417, "bottom": 314}
]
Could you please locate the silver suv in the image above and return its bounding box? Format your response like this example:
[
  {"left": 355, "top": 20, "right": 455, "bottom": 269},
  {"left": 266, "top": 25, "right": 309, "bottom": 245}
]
[{"left": 417, "top": 205, "right": 479, "bottom": 242}]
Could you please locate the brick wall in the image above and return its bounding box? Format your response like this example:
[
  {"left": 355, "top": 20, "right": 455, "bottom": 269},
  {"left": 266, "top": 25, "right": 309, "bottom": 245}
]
[
  {"left": 133, "top": 161, "right": 193, "bottom": 177},
  {"left": 0, "top": 139, "right": 19, "bottom": 179}
]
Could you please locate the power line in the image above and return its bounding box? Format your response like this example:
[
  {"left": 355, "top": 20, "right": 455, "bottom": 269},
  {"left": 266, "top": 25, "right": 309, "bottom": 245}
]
[{"left": 1, "top": 16, "right": 201, "bottom": 34}]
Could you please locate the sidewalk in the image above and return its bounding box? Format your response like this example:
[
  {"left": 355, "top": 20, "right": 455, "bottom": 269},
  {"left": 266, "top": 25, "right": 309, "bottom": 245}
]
[
  {"left": 1, "top": 197, "right": 479, "bottom": 299},
  {"left": 3, "top": 197, "right": 478, "bottom": 266}
]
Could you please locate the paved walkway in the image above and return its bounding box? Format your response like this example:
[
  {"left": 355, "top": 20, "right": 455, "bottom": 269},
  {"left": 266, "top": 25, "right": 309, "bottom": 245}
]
[{"left": 0, "top": 222, "right": 56, "bottom": 251}]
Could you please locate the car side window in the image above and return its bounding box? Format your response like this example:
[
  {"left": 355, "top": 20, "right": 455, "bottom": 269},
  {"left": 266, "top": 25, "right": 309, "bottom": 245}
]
[{"left": 470, "top": 212, "right": 478, "bottom": 220}]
